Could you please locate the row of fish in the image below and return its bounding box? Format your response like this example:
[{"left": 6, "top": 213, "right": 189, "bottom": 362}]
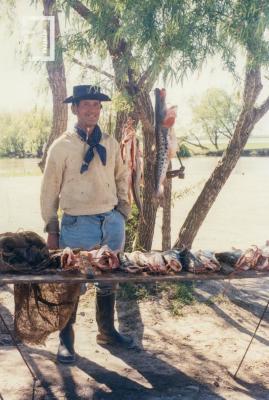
[
  {"left": 61, "top": 244, "right": 269, "bottom": 275},
  {"left": 0, "top": 232, "right": 218, "bottom": 275},
  {"left": 233, "top": 243, "right": 269, "bottom": 271},
  {"left": 2, "top": 231, "right": 268, "bottom": 276},
  {"left": 60, "top": 246, "right": 222, "bottom": 275}
]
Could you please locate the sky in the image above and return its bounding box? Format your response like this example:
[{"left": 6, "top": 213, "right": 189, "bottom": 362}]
[{"left": 0, "top": 1, "right": 269, "bottom": 137}]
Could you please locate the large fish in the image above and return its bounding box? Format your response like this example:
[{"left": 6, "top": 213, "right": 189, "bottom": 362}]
[
  {"left": 154, "top": 88, "right": 177, "bottom": 205},
  {"left": 120, "top": 119, "right": 144, "bottom": 220}
]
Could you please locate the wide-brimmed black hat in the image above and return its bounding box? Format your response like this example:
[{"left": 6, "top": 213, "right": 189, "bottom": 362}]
[{"left": 63, "top": 85, "right": 111, "bottom": 103}]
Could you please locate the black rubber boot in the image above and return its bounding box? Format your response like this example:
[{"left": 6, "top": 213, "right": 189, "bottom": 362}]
[
  {"left": 57, "top": 321, "right": 76, "bottom": 364},
  {"left": 96, "top": 292, "right": 134, "bottom": 348}
]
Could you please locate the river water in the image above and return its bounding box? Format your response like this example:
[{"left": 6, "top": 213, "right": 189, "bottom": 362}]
[
  {"left": 0, "top": 158, "right": 41, "bottom": 177},
  {"left": 155, "top": 156, "right": 269, "bottom": 250},
  {"left": 0, "top": 157, "right": 269, "bottom": 251}
]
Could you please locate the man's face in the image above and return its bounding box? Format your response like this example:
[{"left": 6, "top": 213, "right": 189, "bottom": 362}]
[{"left": 72, "top": 99, "right": 101, "bottom": 130}]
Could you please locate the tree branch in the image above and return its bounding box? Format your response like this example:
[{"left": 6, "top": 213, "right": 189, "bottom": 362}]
[
  {"left": 138, "top": 55, "right": 166, "bottom": 91},
  {"left": 255, "top": 96, "right": 269, "bottom": 121},
  {"left": 68, "top": 0, "right": 95, "bottom": 22},
  {"left": 70, "top": 0, "right": 130, "bottom": 67},
  {"left": 209, "top": 102, "right": 234, "bottom": 137},
  {"left": 71, "top": 57, "right": 114, "bottom": 79},
  {"left": 184, "top": 138, "right": 209, "bottom": 150},
  {"left": 243, "top": 55, "right": 262, "bottom": 111},
  {"left": 138, "top": 64, "right": 155, "bottom": 90}
]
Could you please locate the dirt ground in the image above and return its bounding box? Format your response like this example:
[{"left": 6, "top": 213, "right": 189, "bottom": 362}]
[
  {"left": 0, "top": 276, "right": 269, "bottom": 400},
  {"left": 1, "top": 157, "right": 269, "bottom": 399}
]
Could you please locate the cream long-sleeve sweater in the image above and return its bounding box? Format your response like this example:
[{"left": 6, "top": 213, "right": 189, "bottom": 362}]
[{"left": 40, "top": 129, "right": 130, "bottom": 233}]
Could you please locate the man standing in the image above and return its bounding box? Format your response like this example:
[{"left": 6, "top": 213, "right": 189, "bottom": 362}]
[{"left": 40, "top": 85, "right": 133, "bottom": 364}]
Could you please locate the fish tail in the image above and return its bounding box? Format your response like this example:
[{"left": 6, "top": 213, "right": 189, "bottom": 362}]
[{"left": 154, "top": 186, "right": 165, "bottom": 207}]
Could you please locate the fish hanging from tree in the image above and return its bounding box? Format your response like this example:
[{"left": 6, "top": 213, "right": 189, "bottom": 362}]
[
  {"left": 120, "top": 118, "right": 144, "bottom": 220},
  {"left": 154, "top": 88, "right": 177, "bottom": 206},
  {"left": 131, "top": 138, "right": 144, "bottom": 221}
]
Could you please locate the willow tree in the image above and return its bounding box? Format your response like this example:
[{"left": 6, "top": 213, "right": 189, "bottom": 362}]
[
  {"left": 191, "top": 88, "right": 240, "bottom": 150},
  {"left": 1, "top": 0, "right": 67, "bottom": 170},
  {"left": 39, "top": 0, "right": 67, "bottom": 172},
  {"left": 174, "top": 0, "right": 269, "bottom": 248},
  {"left": 58, "top": 0, "right": 229, "bottom": 249}
]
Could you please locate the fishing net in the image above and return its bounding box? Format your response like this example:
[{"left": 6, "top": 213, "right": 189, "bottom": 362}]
[
  {"left": 0, "top": 231, "right": 54, "bottom": 273},
  {"left": 0, "top": 231, "right": 81, "bottom": 344},
  {"left": 14, "top": 283, "right": 80, "bottom": 344}
]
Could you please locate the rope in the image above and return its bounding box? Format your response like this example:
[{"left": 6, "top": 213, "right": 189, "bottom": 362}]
[{"left": 233, "top": 297, "right": 269, "bottom": 378}]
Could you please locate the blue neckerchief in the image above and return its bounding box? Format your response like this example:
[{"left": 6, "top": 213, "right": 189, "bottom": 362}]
[{"left": 75, "top": 124, "right": 107, "bottom": 174}]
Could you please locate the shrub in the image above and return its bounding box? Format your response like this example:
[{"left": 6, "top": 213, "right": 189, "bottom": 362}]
[{"left": 0, "top": 109, "right": 51, "bottom": 158}]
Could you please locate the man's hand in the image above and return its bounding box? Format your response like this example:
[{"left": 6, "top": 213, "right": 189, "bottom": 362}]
[{"left": 47, "top": 233, "right": 59, "bottom": 250}]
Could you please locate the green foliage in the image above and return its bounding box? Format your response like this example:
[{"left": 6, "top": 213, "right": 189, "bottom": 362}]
[
  {"left": 221, "top": 0, "right": 269, "bottom": 67},
  {"left": 117, "top": 282, "right": 152, "bottom": 301},
  {"left": 206, "top": 292, "right": 229, "bottom": 306},
  {"left": 0, "top": 109, "right": 51, "bottom": 158},
  {"left": 112, "top": 91, "right": 133, "bottom": 114},
  {"left": 178, "top": 143, "right": 191, "bottom": 157},
  {"left": 166, "top": 282, "right": 195, "bottom": 316},
  {"left": 61, "top": 0, "right": 236, "bottom": 88},
  {"left": 191, "top": 88, "right": 240, "bottom": 150},
  {"left": 118, "top": 281, "right": 195, "bottom": 316},
  {"left": 124, "top": 203, "right": 140, "bottom": 252}
]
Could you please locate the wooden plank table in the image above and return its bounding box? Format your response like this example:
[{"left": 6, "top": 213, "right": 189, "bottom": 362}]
[
  {"left": 0, "top": 269, "right": 268, "bottom": 284},
  {"left": 0, "top": 267, "right": 268, "bottom": 394}
]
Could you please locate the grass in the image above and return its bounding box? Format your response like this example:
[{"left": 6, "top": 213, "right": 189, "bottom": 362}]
[
  {"left": 118, "top": 281, "right": 232, "bottom": 317},
  {"left": 117, "top": 282, "right": 156, "bottom": 301},
  {"left": 205, "top": 292, "right": 230, "bottom": 306},
  {"left": 185, "top": 140, "right": 269, "bottom": 155},
  {"left": 118, "top": 281, "right": 196, "bottom": 316},
  {"left": 244, "top": 141, "right": 269, "bottom": 150},
  {"left": 166, "top": 282, "right": 195, "bottom": 316}
]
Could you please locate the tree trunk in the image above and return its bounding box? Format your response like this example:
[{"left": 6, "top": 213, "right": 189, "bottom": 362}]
[
  {"left": 39, "top": 0, "right": 67, "bottom": 172},
  {"left": 133, "top": 90, "right": 158, "bottom": 251},
  {"left": 174, "top": 62, "right": 265, "bottom": 249},
  {"left": 162, "top": 161, "right": 172, "bottom": 251}
]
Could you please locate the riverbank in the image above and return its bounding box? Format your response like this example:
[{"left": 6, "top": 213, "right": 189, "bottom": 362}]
[
  {"left": 206, "top": 148, "right": 269, "bottom": 157},
  {"left": 0, "top": 158, "right": 41, "bottom": 177}
]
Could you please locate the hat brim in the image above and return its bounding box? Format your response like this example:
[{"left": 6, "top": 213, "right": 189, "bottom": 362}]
[{"left": 63, "top": 93, "right": 111, "bottom": 103}]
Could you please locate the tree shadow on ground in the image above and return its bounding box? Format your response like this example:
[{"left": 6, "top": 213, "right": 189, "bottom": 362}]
[
  {"left": 116, "top": 294, "right": 145, "bottom": 349},
  {"left": 8, "top": 343, "right": 227, "bottom": 400},
  {"left": 0, "top": 286, "right": 224, "bottom": 400},
  {"left": 1, "top": 282, "right": 268, "bottom": 400},
  {"left": 230, "top": 373, "right": 269, "bottom": 399},
  {"left": 194, "top": 281, "right": 269, "bottom": 347}
]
